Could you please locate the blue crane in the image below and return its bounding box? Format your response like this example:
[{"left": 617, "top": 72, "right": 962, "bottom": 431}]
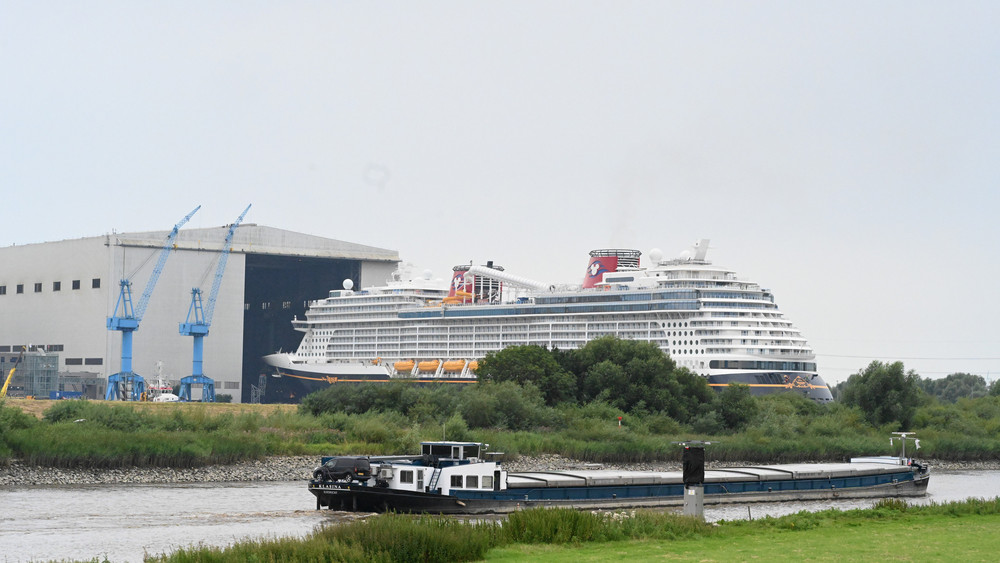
[
  {"left": 106, "top": 206, "right": 201, "bottom": 400},
  {"left": 178, "top": 204, "right": 251, "bottom": 402}
]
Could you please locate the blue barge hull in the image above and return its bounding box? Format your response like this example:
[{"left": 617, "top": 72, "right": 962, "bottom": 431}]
[{"left": 310, "top": 460, "right": 930, "bottom": 514}]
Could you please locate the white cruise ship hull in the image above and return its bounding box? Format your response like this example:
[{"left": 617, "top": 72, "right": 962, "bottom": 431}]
[
  {"left": 263, "top": 353, "right": 832, "bottom": 401},
  {"left": 263, "top": 353, "right": 477, "bottom": 385},
  {"left": 262, "top": 242, "right": 834, "bottom": 402}
]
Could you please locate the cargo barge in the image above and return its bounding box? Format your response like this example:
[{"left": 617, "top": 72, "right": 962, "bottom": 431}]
[{"left": 309, "top": 440, "right": 930, "bottom": 514}]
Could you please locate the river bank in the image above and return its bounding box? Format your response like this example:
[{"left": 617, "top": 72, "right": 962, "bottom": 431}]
[{"left": 2, "top": 454, "right": 998, "bottom": 487}]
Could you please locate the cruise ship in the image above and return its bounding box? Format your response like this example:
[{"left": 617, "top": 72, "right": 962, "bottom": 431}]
[{"left": 263, "top": 240, "right": 833, "bottom": 402}]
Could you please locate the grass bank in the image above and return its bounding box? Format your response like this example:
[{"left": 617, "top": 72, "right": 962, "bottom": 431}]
[
  {"left": 2, "top": 398, "right": 297, "bottom": 420},
  {"left": 130, "top": 498, "right": 1000, "bottom": 563},
  {"left": 5, "top": 395, "right": 1000, "bottom": 469},
  {"left": 1, "top": 399, "right": 318, "bottom": 468}
]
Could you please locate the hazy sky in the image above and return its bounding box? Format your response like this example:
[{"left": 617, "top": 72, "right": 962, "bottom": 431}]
[{"left": 4, "top": 2, "right": 998, "bottom": 384}]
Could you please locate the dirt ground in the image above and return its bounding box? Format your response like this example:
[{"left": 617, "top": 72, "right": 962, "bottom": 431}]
[{"left": 3, "top": 398, "right": 298, "bottom": 419}]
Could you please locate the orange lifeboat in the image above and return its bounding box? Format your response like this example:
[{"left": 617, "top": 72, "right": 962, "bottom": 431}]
[
  {"left": 418, "top": 360, "right": 440, "bottom": 373},
  {"left": 442, "top": 291, "right": 475, "bottom": 304},
  {"left": 443, "top": 360, "right": 466, "bottom": 372},
  {"left": 394, "top": 360, "right": 415, "bottom": 372},
  {"left": 468, "top": 361, "right": 479, "bottom": 371}
]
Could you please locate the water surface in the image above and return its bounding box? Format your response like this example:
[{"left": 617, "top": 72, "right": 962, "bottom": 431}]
[{"left": 2, "top": 471, "right": 998, "bottom": 562}]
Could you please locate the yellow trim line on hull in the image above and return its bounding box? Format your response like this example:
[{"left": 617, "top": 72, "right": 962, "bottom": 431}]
[
  {"left": 708, "top": 383, "right": 830, "bottom": 390},
  {"left": 275, "top": 371, "right": 475, "bottom": 384}
]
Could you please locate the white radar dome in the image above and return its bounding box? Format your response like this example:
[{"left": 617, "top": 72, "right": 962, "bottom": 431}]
[
  {"left": 679, "top": 250, "right": 693, "bottom": 261},
  {"left": 423, "top": 269, "right": 433, "bottom": 280},
  {"left": 648, "top": 248, "right": 663, "bottom": 263},
  {"left": 343, "top": 279, "right": 354, "bottom": 290}
]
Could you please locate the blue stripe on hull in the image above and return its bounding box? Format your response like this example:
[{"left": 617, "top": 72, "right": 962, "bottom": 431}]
[
  {"left": 459, "top": 471, "right": 915, "bottom": 502},
  {"left": 311, "top": 470, "right": 927, "bottom": 514}
]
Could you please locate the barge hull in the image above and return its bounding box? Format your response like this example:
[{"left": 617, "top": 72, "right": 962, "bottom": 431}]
[{"left": 310, "top": 474, "right": 929, "bottom": 515}]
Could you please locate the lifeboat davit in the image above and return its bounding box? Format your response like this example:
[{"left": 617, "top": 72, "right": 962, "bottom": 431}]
[
  {"left": 394, "top": 360, "right": 415, "bottom": 372},
  {"left": 443, "top": 360, "right": 466, "bottom": 372},
  {"left": 418, "top": 360, "right": 440, "bottom": 373}
]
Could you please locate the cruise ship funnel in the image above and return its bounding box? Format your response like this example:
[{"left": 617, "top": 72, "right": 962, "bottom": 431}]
[{"left": 583, "top": 249, "right": 641, "bottom": 288}]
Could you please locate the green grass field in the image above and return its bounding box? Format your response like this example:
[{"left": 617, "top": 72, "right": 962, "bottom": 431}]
[
  {"left": 138, "top": 499, "right": 1000, "bottom": 563},
  {"left": 487, "top": 512, "right": 1000, "bottom": 562}
]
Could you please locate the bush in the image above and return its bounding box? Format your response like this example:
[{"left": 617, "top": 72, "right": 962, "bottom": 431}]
[
  {"left": 0, "top": 401, "right": 38, "bottom": 462},
  {"left": 44, "top": 401, "right": 154, "bottom": 432},
  {"left": 503, "top": 508, "right": 611, "bottom": 543},
  {"left": 0, "top": 401, "right": 37, "bottom": 431},
  {"left": 318, "top": 512, "right": 496, "bottom": 562},
  {"left": 478, "top": 344, "right": 577, "bottom": 406},
  {"left": 459, "top": 381, "right": 552, "bottom": 431},
  {"left": 840, "top": 361, "right": 921, "bottom": 429},
  {"left": 348, "top": 412, "right": 406, "bottom": 444},
  {"left": 643, "top": 412, "right": 684, "bottom": 435},
  {"left": 691, "top": 410, "right": 724, "bottom": 435},
  {"left": 715, "top": 384, "right": 758, "bottom": 431},
  {"left": 500, "top": 507, "right": 715, "bottom": 544},
  {"left": 442, "top": 412, "right": 473, "bottom": 442}
]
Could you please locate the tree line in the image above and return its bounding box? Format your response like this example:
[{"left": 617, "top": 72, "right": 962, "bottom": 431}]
[
  {"left": 4, "top": 337, "right": 999, "bottom": 467},
  {"left": 301, "top": 336, "right": 997, "bottom": 435}
]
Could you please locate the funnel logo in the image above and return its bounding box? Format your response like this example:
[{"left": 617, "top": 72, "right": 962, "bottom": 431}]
[
  {"left": 588, "top": 261, "right": 609, "bottom": 279},
  {"left": 452, "top": 274, "right": 466, "bottom": 290},
  {"left": 582, "top": 256, "right": 618, "bottom": 288}
]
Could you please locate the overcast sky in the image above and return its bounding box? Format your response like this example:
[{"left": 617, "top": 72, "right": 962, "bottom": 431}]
[{"left": 4, "top": 2, "right": 998, "bottom": 385}]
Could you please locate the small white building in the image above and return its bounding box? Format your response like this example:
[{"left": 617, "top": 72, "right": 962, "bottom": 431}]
[{"left": 0, "top": 224, "right": 398, "bottom": 402}]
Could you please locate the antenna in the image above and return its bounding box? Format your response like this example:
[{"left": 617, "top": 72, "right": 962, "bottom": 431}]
[{"left": 889, "top": 432, "right": 920, "bottom": 461}]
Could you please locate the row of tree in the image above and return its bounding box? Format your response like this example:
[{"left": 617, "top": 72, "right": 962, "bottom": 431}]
[
  {"left": 834, "top": 363, "right": 1000, "bottom": 429},
  {"left": 301, "top": 337, "right": 758, "bottom": 432},
  {"left": 476, "top": 336, "right": 713, "bottom": 420},
  {"left": 301, "top": 336, "right": 991, "bottom": 433}
]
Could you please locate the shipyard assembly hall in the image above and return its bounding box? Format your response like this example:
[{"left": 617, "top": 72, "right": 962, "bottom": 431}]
[{"left": 0, "top": 208, "right": 398, "bottom": 403}]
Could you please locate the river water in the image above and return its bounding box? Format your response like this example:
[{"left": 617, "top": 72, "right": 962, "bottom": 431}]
[{"left": 2, "top": 470, "right": 999, "bottom": 563}]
